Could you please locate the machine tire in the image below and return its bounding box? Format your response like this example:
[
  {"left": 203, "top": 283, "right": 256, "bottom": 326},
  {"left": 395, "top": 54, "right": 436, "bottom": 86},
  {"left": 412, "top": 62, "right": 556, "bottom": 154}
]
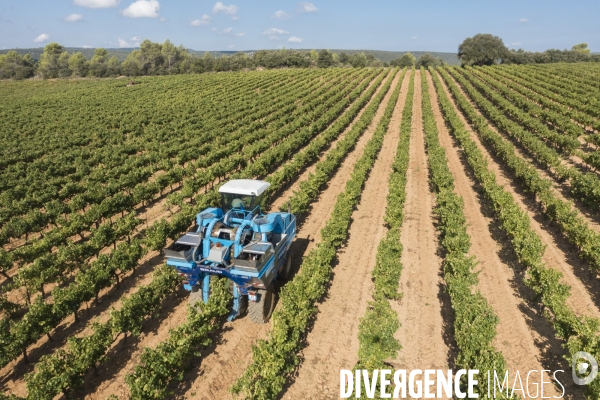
[
  {"left": 248, "top": 285, "right": 275, "bottom": 324},
  {"left": 279, "top": 254, "right": 293, "bottom": 280}
]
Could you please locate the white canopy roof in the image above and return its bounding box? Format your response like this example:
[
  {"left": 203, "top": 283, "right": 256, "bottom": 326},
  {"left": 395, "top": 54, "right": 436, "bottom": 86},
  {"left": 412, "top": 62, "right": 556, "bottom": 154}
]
[{"left": 218, "top": 179, "right": 271, "bottom": 196}]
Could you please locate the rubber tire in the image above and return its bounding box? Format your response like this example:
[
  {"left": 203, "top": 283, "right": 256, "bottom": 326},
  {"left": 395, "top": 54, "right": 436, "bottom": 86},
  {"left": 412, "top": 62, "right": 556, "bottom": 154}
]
[
  {"left": 248, "top": 285, "right": 275, "bottom": 324},
  {"left": 279, "top": 255, "right": 293, "bottom": 280}
]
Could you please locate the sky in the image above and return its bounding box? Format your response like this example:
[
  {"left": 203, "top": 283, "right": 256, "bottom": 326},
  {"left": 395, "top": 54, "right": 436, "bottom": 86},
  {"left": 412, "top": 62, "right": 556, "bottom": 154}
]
[{"left": 0, "top": 0, "right": 598, "bottom": 52}]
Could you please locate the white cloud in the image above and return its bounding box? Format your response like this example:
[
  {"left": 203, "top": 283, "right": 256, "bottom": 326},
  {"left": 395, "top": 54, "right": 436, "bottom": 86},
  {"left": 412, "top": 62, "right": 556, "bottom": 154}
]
[
  {"left": 191, "top": 14, "right": 210, "bottom": 26},
  {"left": 232, "top": 16, "right": 239, "bottom": 20},
  {"left": 122, "top": 0, "right": 160, "bottom": 18},
  {"left": 228, "top": 44, "right": 234, "bottom": 48},
  {"left": 272, "top": 10, "right": 292, "bottom": 19},
  {"left": 263, "top": 27, "right": 288, "bottom": 35},
  {"left": 519, "top": 18, "right": 529, "bottom": 23},
  {"left": 82, "top": 44, "right": 93, "bottom": 48},
  {"left": 288, "top": 36, "right": 302, "bottom": 43},
  {"left": 299, "top": 2, "right": 317, "bottom": 13},
  {"left": 65, "top": 13, "right": 83, "bottom": 22},
  {"left": 33, "top": 33, "right": 50, "bottom": 43},
  {"left": 269, "top": 36, "right": 279, "bottom": 40},
  {"left": 213, "top": 2, "right": 238, "bottom": 15},
  {"left": 411, "top": 36, "right": 417, "bottom": 40},
  {"left": 512, "top": 42, "right": 522, "bottom": 46},
  {"left": 117, "top": 37, "right": 141, "bottom": 47},
  {"left": 74, "top": 0, "right": 119, "bottom": 8},
  {"left": 220, "top": 27, "right": 244, "bottom": 37}
]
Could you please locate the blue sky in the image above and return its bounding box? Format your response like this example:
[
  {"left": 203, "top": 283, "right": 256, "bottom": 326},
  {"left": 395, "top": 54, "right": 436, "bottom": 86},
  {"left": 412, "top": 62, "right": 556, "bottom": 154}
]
[{"left": 0, "top": 0, "right": 598, "bottom": 52}]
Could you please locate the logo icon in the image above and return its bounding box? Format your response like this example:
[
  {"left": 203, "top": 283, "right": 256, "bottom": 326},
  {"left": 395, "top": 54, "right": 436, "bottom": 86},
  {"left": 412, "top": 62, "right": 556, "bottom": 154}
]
[{"left": 573, "top": 351, "right": 598, "bottom": 385}]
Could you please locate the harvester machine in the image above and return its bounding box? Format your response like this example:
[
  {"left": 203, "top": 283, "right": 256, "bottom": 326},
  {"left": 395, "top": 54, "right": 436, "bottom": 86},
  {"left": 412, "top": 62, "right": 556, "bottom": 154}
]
[{"left": 163, "top": 179, "right": 296, "bottom": 323}]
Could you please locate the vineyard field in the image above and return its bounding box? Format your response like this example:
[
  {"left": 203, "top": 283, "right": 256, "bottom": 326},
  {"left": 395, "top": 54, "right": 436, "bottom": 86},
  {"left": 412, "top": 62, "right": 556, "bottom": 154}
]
[{"left": 2, "top": 63, "right": 600, "bottom": 399}]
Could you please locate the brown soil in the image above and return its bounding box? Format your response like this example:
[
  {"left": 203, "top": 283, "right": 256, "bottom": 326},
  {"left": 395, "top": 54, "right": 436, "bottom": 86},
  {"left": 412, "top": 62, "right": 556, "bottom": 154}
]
[
  {"left": 279, "top": 70, "right": 410, "bottom": 399},
  {"left": 464, "top": 72, "right": 600, "bottom": 228},
  {"left": 85, "top": 69, "right": 392, "bottom": 399},
  {"left": 4, "top": 68, "right": 598, "bottom": 400},
  {"left": 0, "top": 71, "right": 377, "bottom": 398},
  {"left": 437, "top": 70, "right": 594, "bottom": 398},
  {"left": 389, "top": 71, "right": 451, "bottom": 379},
  {"left": 427, "top": 71, "right": 567, "bottom": 398},
  {"left": 270, "top": 69, "right": 391, "bottom": 212},
  {"left": 441, "top": 70, "right": 600, "bottom": 320}
]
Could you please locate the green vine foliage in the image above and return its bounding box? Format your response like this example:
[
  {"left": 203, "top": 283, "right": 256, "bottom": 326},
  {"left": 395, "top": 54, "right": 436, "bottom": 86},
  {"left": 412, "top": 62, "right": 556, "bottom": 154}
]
[
  {"left": 356, "top": 70, "right": 412, "bottom": 382},
  {"left": 433, "top": 67, "right": 600, "bottom": 399},
  {"left": 422, "top": 68, "right": 510, "bottom": 399},
  {"left": 231, "top": 68, "right": 402, "bottom": 399}
]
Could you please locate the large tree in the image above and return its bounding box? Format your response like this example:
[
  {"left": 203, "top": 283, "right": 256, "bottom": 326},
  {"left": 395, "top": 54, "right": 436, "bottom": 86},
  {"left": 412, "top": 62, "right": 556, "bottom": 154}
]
[
  {"left": 0, "top": 50, "right": 35, "bottom": 80},
  {"left": 416, "top": 53, "right": 444, "bottom": 68},
  {"left": 317, "top": 49, "right": 334, "bottom": 68},
  {"left": 572, "top": 43, "right": 591, "bottom": 54},
  {"left": 68, "top": 52, "right": 88, "bottom": 77},
  {"left": 37, "top": 42, "right": 70, "bottom": 79},
  {"left": 458, "top": 33, "right": 508, "bottom": 66},
  {"left": 391, "top": 52, "right": 415, "bottom": 68},
  {"left": 89, "top": 48, "right": 109, "bottom": 77}
]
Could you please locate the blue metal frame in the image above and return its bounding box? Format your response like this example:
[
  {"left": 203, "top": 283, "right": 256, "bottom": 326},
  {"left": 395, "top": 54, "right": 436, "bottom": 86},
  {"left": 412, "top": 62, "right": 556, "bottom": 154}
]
[{"left": 165, "top": 205, "right": 296, "bottom": 321}]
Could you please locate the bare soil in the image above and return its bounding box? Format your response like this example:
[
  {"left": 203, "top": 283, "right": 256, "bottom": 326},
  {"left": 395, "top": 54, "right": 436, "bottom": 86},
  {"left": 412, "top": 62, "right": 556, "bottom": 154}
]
[
  {"left": 0, "top": 71, "right": 380, "bottom": 398},
  {"left": 178, "top": 69, "right": 405, "bottom": 400},
  {"left": 428, "top": 71, "right": 568, "bottom": 398},
  {"left": 390, "top": 71, "right": 451, "bottom": 382},
  {"left": 437, "top": 70, "right": 595, "bottom": 398},
  {"left": 280, "top": 70, "right": 410, "bottom": 399}
]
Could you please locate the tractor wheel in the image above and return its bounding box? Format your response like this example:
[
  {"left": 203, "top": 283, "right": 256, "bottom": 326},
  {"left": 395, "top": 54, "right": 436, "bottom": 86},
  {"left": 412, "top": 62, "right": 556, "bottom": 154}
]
[
  {"left": 279, "top": 255, "right": 293, "bottom": 280},
  {"left": 248, "top": 285, "right": 275, "bottom": 324}
]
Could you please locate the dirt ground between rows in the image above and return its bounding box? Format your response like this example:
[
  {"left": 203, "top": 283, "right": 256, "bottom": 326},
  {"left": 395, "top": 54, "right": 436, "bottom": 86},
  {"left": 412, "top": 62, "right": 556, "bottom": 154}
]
[
  {"left": 280, "top": 69, "right": 409, "bottom": 399},
  {"left": 181, "top": 69, "right": 403, "bottom": 400}
]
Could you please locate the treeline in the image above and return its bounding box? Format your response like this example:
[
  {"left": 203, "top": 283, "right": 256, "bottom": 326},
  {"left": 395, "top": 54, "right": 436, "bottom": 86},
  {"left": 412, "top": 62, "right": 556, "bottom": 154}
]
[
  {"left": 0, "top": 39, "right": 446, "bottom": 80},
  {"left": 504, "top": 46, "right": 600, "bottom": 65},
  {"left": 389, "top": 52, "right": 444, "bottom": 68},
  {"left": 457, "top": 34, "right": 599, "bottom": 66}
]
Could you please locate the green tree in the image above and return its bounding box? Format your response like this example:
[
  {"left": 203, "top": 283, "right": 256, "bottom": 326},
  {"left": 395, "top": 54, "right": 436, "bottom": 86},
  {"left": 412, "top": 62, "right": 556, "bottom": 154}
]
[
  {"left": 37, "top": 42, "right": 70, "bottom": 79},
  {"left": 317, "top": 49, "right": 334, "bottom": 68},
  {"left": 416, "top": 53, "right": 444, "bottom": 68},
  {"left": 202, "top": 52, "right": 214, "bottom": 72},
  {"left": 89, "top": 48, "right": 109, "bottom": 77},
  {"left": 139, "top": 40, "right": 164, "bottom": 74},
  {"left": 457, "top": 33, "right": 508, "bottom": 66},
  {"left": 122, "top": 50, "right": 141, "bottom": 76},
  {"left": 349, "top": 52, "right": 367, "bottom": 68},
  {"left": 309, "top": 49, "right": 318, "bottom": 65},
  {"left": 68, "top": 52, "right": 88, "bottom": 77},
  {"left": 331, "top": 52, "right": 339, "bottom": 65},
  {"left": 572, "top": 43, "right": 591, "bottom": 54},
  {"left": 365, "top": 53, "right": 376, "bottom": 65},
  {"left": 338, "top": 52, "right": 349, "bottom": 65},
  {"left": 161, "top": 39, "right": 186, "bottom": 72},
  {"left": 106, "top": 56, "right": 121, "bottom": 76},
  {"left": 0, "top": 50, "right": 35, "bottom": 80},
  {"left": 391, "top": 52, "right": 416, "bottom": 68},
  {"left": 57, "top": 52, "right": 71, "bottom": 78}
]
